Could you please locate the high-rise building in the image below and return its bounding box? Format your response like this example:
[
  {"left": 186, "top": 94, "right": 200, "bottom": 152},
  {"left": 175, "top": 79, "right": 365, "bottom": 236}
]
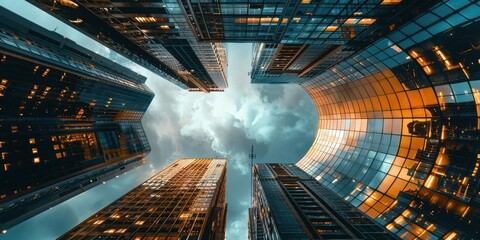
[
  {"left": 28, "top": 0, "right": 228, "bottom": 92},
  {"left": 247, "top": 1, "right": 480, "bottom": 239},
  {"left": 0, "top": 7, "right": 153, "bottom": 230},
  {"left": 248, "top": 0, "right": 440, "bottom": 84},
  {"left": 6, "top": 0, "right": 480, "bottom": 239},
  {"left": 249, "top": 163, "right": 397, "bottom": 239},
  {"left": 58, "top": 158, "right": 227, "bottom": 240}
]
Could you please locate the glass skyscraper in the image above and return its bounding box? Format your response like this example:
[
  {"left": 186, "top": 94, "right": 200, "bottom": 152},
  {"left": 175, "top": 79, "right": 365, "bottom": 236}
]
[
  {"left": 59, "top": 158, "right": 227, "bottom": 240},
  {"left": 247, "top": 0, "right": 480, "bottom": 239},
  {"left": 1, "top": 0, "right": 479, "bottom": 239},
  {"left": 0, "top": 7, "right": 153, "bottom": 230},
  {"left": 249, "top": 163, "right": 397, "bottom": 239},
  {"left": 28, "top": 0, "right": 228, "bottom": 92}
]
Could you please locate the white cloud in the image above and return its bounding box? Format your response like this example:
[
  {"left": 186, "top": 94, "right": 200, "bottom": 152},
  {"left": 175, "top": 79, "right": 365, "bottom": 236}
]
[{"left": 1, "top": 1, "right": 318, "bottom": 238}]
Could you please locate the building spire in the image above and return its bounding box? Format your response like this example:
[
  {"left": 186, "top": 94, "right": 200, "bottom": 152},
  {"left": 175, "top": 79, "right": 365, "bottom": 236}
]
[{"left": 249, "top": 145, "right": 256, "bottom": 207}]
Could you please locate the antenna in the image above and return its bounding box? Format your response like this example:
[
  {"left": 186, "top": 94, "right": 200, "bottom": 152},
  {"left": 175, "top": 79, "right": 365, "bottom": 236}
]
[{"left": 249, "top": 145, "right": 256, "bottom": 207}]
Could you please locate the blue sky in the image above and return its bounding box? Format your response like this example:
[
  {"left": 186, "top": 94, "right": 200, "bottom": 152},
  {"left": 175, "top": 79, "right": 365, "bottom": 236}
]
[{"left": 0, "top": 1, "right": 317, "bottom": 239}]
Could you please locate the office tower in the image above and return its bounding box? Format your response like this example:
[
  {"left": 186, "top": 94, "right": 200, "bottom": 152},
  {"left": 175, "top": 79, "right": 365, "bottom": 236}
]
[
  {"left": 28, "top": 0, "right": 228, "bottom": 92},
  {"left": 0, "top": 7, "right": 153, "bottom": 230},
  {"left": 59, "top": 158, "right": 227, "bottom": 239},
  {"left": 249, "top": 163, "right": 397, "bottom": 239},
  {"left": 226, "top": 0, "right": 480, "bottom": 239},
  {"left": 248, "top": 0, "right": 442, "bottom": 84},
  {"left": 10, "top": 0, "right": 480, "bottom": 239}
]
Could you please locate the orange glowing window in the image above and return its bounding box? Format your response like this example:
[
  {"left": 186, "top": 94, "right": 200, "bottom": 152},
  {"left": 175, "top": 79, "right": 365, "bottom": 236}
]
[
  {"left": 134, "top": 17, "right": 167, "bottom": 23},
  {"left": 325, "top": 26, "right": 338, "bottom": 32},
  {"left": 235, "top": 17, "right": 287, "bottom": 24},
  {"left": 33, "top": 157, "right": 40, "bottom": 164},
  {"left": 29, "top": 138, "right": 36, "bottom": 144},
  {"left": 301, "top": 0, "right": 311, "bottom": 4},
  {"left": 345, "top": 18, "right": 357, "bottom": 25},
  {"left": 103, "top": 229, "right": 116, "bottom": 234},
  {"left": 357, "top": 18, "right": 376, "bottom": 25},
  {"left": 93, "top": 220, "right": 104, "bottom": 225},
  {"left": 380, "top": 0, "right": 402, "bottom": 5}
]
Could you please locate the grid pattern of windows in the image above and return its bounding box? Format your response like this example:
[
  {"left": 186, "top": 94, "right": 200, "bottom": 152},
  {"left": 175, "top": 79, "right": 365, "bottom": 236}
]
[
  {"left": 250, "top": 164, "right": 396, "bottom": 239},
  {"left": 296, "top": 1, "right": 480, "bottom": 239},
  {"left": 29, "top": 0, "right": 229, "bottom": 91},
  {"left": 184, "top": 0, "right": 405, "bottom": 43},
  {"left": 59, "top": 158, "right": 227, "bottom": 240},
  {"left": 0, "top": 8, "right": 153, "bottom": 231}
]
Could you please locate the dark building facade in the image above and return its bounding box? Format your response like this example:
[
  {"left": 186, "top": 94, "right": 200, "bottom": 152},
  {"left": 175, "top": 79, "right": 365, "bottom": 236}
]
[
  {"left": 59, "top": 158, "right": 227, "bottom": 240},
  {"left": 0, "top": 7, "right": 153, "bottom": 230},
  {"left": 28, "top": 0, "right": 228, "bottom": 92},
  {"left": 249, "top": 163, "right": 397, "bottom": 239}
]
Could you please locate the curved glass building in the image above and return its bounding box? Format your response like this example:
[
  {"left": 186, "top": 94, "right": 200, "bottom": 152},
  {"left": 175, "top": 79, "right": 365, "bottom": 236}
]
[{"left": 250, "top": 1, "right": 480, "bottom": 239}]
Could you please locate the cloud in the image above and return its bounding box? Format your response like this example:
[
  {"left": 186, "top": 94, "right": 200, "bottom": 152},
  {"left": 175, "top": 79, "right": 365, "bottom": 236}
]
[
  {"left": 139, "top": 44, "right": 318, "bottom": 239},
  {"left": 0, "top": 1, "right": 318, "bottom": 237}
]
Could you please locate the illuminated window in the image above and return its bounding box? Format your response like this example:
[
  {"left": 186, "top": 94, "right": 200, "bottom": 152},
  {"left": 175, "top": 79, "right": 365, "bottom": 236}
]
[
  {"left": 380, "top": 0, "right": 402, "bottom": 4},
  {"left": 103, "top": 229, "right": 116, "bottom": 234},
  {"left": 160, "top": 25, "right": 170, "bottom": 30},
  {"left": 56, "top": 153, "right": 62, "bottom": 159},
  {"left": 134, "top": 220, "right": 144, "bottom": 225},
  {"left": 68, "top": 18, "right": 83, "bottom": 24},
  {"left": 41, "top": 69, "right": 50, "bottom": 77},
  {"left": 325, "top": 26, "right": 339, "bottom": 32},
  {"left": 134, "top": 17, "right": 166, "bottom": 23},
  {"left": 53, "top": 145, "right": 60, "bottom": 150},
  {"left": 235, "top": 17, "right": 288, "bottom": 24},
  {"left": 3, "top": 163, "right": 11, "bottom": 171},
  {"left": 93, "top": 220, "right": 104, "bottom": 225},
  {"left": 59, "top": 0, "right": 78, "bottom": 9},
  {"left": 29, "top": 138, "right": 36, "bottom": 144},
  {"left": 32, "top": 148, "right": 38, "bottom": 154},
  {"left": 33, "top": 157, "right": 40, "bottom": 164},
  {"left": 116, "top": 229, "right": 127, "bottom": 233},
  {"left": 76, "top": 109, "right": 85, "bottom": 119},
  {"left": 0, "top": 79, "right": 7, "bottom": 97}
]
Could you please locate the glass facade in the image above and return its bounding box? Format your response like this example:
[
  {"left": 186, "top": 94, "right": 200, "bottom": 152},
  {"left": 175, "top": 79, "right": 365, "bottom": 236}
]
[
  {"left": 295, "top": 1, "right": 480, "bottom": 239},
  {"left": 28, "top": 0, "right": 228, "bottom": 92},
  {"left": 249, "top": 163, "right": 397, "bottom": 239},
  {"left": 3, "top": 0, "right": 479, "bottom": 239},
  {"left": 59, "top": 158, "right": 227, "bottom": 240},
  {"left": 219, "top": 0, "right": 480, "bottom": 239},
  {"left": 0, "top": 7, "right": 153, "bottom": 230}
]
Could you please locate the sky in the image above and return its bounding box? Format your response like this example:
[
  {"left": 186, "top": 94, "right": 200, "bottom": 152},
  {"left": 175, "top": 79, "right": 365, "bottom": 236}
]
[{"left": 0, "top": 1, "right": 317, "bottom": 239}]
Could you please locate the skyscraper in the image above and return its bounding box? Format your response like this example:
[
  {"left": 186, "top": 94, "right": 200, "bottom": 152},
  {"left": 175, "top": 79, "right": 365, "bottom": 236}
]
[
  {"left": 249, "top": 163, "right": 397, "bottom": 239},
  {"left": 0, "top": 7, "right": 153, "bottom": 230},
  {"left": 246, "top": 0, "right": 480, "bottom": 239},
  {"left": 59, "top": 158, "right": 227, "bottom": 240},
  {"left": 28, "top": 0, "right": 228, "bottom": 92},
  {"left": 5, "top": 0, "right": 480, "bottom": 239}
]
